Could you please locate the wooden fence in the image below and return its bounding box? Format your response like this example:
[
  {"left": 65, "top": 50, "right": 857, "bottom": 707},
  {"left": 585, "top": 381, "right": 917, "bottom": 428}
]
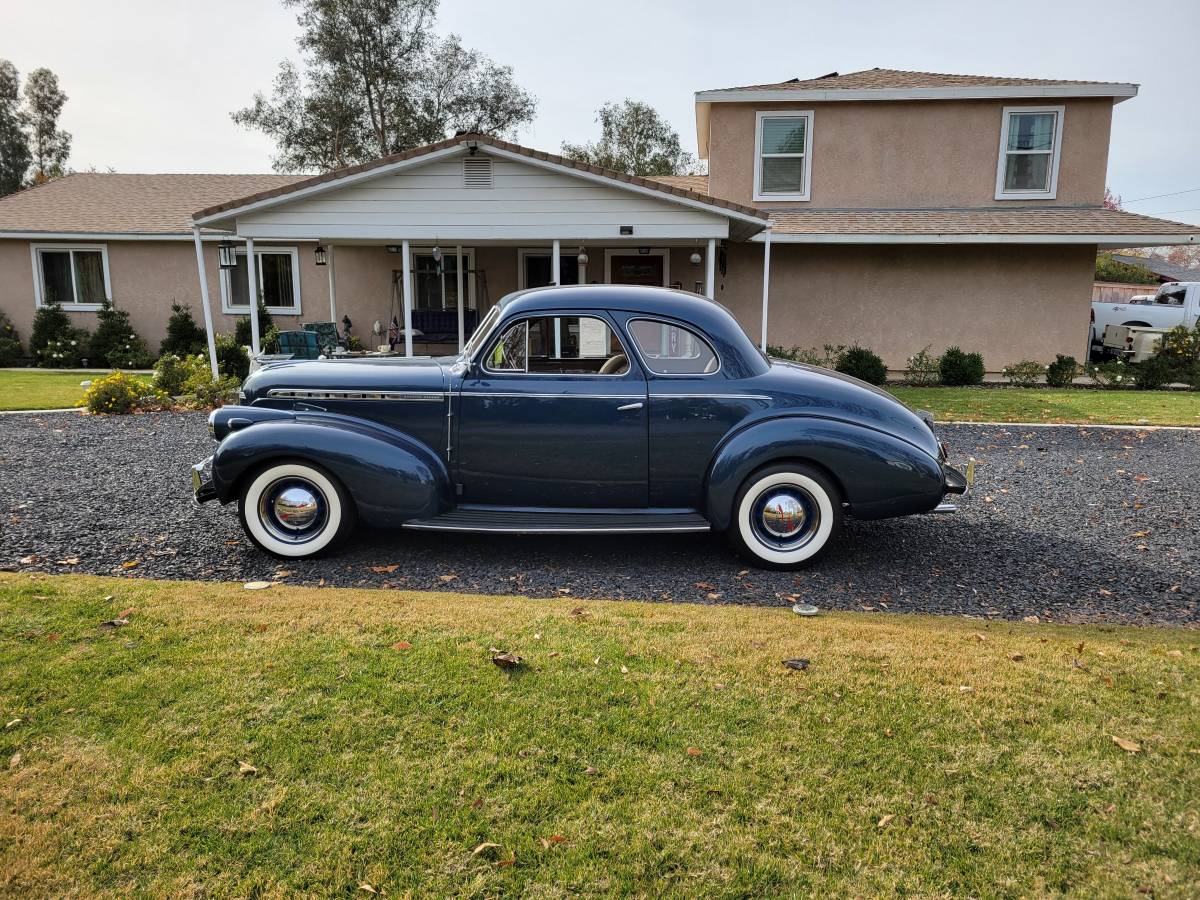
[{"left": 1092, "top": 281, "right": 1160, "bottom": 303}]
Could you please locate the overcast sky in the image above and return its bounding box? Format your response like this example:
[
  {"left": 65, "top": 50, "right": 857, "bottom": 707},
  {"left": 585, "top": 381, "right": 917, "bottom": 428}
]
[{"left": 4, "top": 0, "right": 1198, "bottom": 225}]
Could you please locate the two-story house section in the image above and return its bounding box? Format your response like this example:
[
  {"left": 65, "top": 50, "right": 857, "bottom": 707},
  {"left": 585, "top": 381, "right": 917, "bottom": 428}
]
[
  {"left": 670, "top": 68, "right": 1196, "bottom": 367},
  {"left": 0, "top": 68, "right": 1194, "bottom": 370}
]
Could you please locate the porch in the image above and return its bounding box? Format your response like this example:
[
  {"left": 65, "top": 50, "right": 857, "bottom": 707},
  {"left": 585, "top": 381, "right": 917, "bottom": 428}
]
[{"left": 186, "top": 134, "right": 771, "bottom": 371}]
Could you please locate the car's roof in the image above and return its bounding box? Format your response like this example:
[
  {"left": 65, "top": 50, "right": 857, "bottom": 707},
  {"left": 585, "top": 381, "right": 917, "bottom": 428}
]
[{"left": 496, "top": 284, "right": 770, "bottom": 378}]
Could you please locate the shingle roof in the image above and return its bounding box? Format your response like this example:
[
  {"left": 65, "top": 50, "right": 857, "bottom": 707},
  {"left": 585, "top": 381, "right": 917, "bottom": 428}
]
[
  {"left": 194, "top": 134, "right": 768, "bottom": 223},
  {"left": 705, "top": 68, "right": 1134, "bottom": 94},
  {"left": 0, "top": 173, "right": 307, "bottom": 235},
  {"left": 647, "top": 174, "right": 710, "bottom": 193},
  {"left": 767, "top": 207, "right": 1197, "bottom": 237},
  {"left": 1109, "top": 253, "right": 1198, "bottom": 282}
]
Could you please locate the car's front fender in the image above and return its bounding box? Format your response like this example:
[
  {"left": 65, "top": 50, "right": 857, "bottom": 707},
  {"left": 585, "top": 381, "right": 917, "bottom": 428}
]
[
  {"left": 209, "top": 415, "right": 451, "bottom": 527},
  {"left": 704, "top": 415, "right": 945, "bottom": 529}
]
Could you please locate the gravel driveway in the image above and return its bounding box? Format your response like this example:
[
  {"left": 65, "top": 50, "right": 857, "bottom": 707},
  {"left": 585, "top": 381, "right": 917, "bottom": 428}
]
[{"left": 1, "top": 410, "right": 1196, "bottom": 625}]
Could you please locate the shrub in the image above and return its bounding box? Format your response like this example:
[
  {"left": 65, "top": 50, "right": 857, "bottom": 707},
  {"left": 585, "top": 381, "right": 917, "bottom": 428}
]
[
  {"left": 903, "top": 346, "right": 940, "bottom": 385},
  {"left": 214, "top": 333, "right": 249, "bottom": 381},
  {"left": 1002, "top": 359, "right": 1045, "bottom": 388},
  {"left": 1045, "top": 354, "right": 1081, "bottom": 388},
  {"left": 154, "top": 353, "right": 211, "bottom": 396},
  {"left": 1132, "top": 353, "right": 1177, "bottom": 390},
  {"left": 1158, "top": 323, "right": 1200, "bottom": 368},
  {"left": 234, "top": 300, "right": 275, "bottom": 349},
  {"left": 160, "top": 302, "right": 208, "bottom": 357},
  {"left": 0, "top": 311, "right": 23, "bottom": 366},
  {"left": 182, "top": 374, "right": 242, "bottom": 410},
  {"left": 765, "top": 344, "right": 845, "bottom": 368},
  {"left": 1094, "top": 252, "right": 1156, "bottom": 285},
  {"left": 30, "top": 301, "right": 91, "bottom": 367},
  {"left": 835, "top": 345, "right": 887, "bottom": 385},
  {"left": 90, "top": 299, "right": 153, "bottom": 369},
  {"left": 347, "top": 335, "right": 365, "bottom": 352},
  {"left": 81, "top": 370, "right": 167, "bottom": 415},
  {"left": 939, "top": 346, "right": 985, "bottom": 386},
  {"left": 1086, "top": 358, "right": 1133, "bottom": 389}
]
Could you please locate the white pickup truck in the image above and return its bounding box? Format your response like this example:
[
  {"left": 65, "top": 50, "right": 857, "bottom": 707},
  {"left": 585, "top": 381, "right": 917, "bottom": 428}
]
[{"left": 1090, "top": 282, "right": 1200, "bottom": 361}]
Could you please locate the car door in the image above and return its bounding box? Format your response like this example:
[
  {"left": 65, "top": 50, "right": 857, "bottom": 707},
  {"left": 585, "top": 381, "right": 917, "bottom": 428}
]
[{"left": 455, "top": 311, "right": 649, "bottom": 508}]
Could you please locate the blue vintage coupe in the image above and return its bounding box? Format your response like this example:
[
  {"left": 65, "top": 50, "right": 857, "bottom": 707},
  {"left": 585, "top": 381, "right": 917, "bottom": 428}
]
[{"left": 193, "top": 285, "right": 967, "bottom": 568}]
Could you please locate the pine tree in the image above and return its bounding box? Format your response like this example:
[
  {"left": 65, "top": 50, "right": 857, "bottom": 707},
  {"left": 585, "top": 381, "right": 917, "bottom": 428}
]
[
  {"left": 160, "top": 302, "right": 208, "bottom": 357},
  {"left": 90, "top": 298, "right": 151, "bottom": 368}
]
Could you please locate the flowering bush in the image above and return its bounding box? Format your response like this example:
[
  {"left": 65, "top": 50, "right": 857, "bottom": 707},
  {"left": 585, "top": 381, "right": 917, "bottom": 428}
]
[
  {"left": 1001, "top": 359, "right": 1046, "bottom": 388},
  {"left": 903, "top": 346, "right": 940, "bottom": 385},
  {"left": 183, "top": 374, "right": 242, "bottom": 409},
  {"left": 215, "top": 333, "right": 249, "bottom": 380},
  {"left": 1045, "top": 354, "right": 1081, "bottom": 388},
  {"left": 30, "top": 301, "right": 91, "bottom": 368},
  {"left": 82, "top": 371, "right": 168, "bottom": 414},
  {"left": 153, "top": 353, "right": 211, "bottom": 396},
  {"left": 0, "top": 311, "right": 24, "bottom": 366},
  {"left": 1086, "top": 358, "right": 1133, "bottom": 389},
  {"left": 90, "top": 299, "right": 153, "bottom": 369}
]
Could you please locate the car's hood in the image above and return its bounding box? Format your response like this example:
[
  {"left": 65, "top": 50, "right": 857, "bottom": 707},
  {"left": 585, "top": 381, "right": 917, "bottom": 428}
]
[
  {"left": 241, "top": 356, "right": 448, "bottom": 402},
  {"left": 761, "top": 359, "right": 940, "bottom": 458}
]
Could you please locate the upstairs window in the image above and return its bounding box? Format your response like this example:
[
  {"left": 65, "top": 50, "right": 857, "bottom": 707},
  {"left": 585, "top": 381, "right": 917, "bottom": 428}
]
[
  {"left": 31, "top": 244, "right": 110, "bottom": 310},
  {"left": 754, "top": 111, "right": 813, "bottom": 202},
  {"left": 995, "top": 106, "right": 1064, "bottom": 200}
]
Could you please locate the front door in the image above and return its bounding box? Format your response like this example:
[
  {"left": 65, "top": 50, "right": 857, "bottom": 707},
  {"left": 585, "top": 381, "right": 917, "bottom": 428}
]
[
  {"left": 609, "top": 254, "right": 664, "bottom": 286},
  {"left": 455, "top": 312, "right": 648, "bottom": 508}
]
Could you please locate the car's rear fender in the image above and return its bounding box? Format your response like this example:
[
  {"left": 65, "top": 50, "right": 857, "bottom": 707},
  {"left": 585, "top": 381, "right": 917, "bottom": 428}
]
[
  {"left": 209, "top": 417, "right": 451, "bottom": 527},
  {"left": 704, "top": 415, "right": 945, "bottom": 529}
]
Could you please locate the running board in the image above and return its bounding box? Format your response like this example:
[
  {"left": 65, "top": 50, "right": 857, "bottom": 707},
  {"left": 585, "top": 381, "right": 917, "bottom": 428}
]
[{"left": 402, "top": 507, "right": 711, "bottom": 534}]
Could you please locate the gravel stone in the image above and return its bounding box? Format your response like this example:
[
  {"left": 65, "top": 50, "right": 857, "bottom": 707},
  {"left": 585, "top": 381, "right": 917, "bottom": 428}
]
[{"left": 1, "top": 411, "right": 1196, "bottom": 625}]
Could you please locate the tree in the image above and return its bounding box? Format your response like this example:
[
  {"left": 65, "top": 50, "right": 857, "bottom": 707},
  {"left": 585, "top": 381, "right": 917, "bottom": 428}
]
[
  {"left": 561, "top": 100, "right": 699, "bottom": 177},
  {"left": 22, "top": 67, "right": 71, "bottom": 184},
  {"left": 0, "top": 60, "right": 31, "bottom": 197},
  {"left": 233, "top": 0, "right": 537, "bottom": 172},
  {"left": 1102, "top": 186, "right": 1122, "bottom": 210}
]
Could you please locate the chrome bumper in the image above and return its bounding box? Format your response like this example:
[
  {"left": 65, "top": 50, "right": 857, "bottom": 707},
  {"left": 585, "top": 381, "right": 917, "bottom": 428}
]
[
  {"left": 931, "top": 462, "right": 971, "bottom": 513},
  {"left": 192, "top": 456, "right": 217, "bottom": 504}
]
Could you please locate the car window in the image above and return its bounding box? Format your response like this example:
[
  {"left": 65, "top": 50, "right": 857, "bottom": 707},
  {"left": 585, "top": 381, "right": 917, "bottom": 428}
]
[
  {"left": 627, "top": 319, "right": 719, "bottom": 375},
  {"left": 1156, "top": 287, "right": 1186, "bottom": 306},
  {"left": 484, "top": 315, "right": 630, "bottom": 375}
]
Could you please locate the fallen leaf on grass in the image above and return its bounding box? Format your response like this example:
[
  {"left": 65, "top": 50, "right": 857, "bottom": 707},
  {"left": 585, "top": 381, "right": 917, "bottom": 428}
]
[
  {"left": 782, "top": 658, "right": 810, "bottom": 671},
  {"left": 98, "top": 618, "right": 129, "bottom": 629},
  {"left": 1110, "top": 735, "right": 1141, "bottom": 754},
  {"left": 9, "top": 752, "right": 21, "bottom": 768},
  {"left": 1009, "top": 653, "right": 1025, "bottom": 662},
  {"left": 358, "top": 883, "right": 378, "bottom": 894},
  {"left": 243, "top": 581, "right": 273, "bottom": 590},
  {"left": 5, "top": 719, "right": 20, "bottom": 729},
  {"left": 540, "top": 835, "right": 566, "bottom": 849},
  {"left": 877, "top": 814, "right": 895, "bottom": 828},
  {"left": 686, "top": 747, "right": 702, "bottom": 757},
  {"left": 490, "top": 648, "right": 523, "bottom": 670},
  {"left": 497, "top": 856, "right": 516, "bottom": 868},
  {"left": 584, "top": 765, "right": 598, "bottom": 775},
  {"left": 392, "top": 641, "right": 412, "bottom": 651},
  {"left": 472, "top": 842, "right": 501, "bottom": 856},
  {"left": 238, "top": 760, "right": 258, "bottom": 776},
  {"left": 371, "top": 565, "right": 399, "bottom": 574}
]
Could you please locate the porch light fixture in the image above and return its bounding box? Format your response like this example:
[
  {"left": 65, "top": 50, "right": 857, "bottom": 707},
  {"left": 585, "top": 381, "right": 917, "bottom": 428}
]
[
  {"left": 314, "top": 244, "right": 328, "bottom": 266},
  {"left": 576, "top": 247, "right": 589, "bottom": 266},
  {"left": 431, "top": 246, "right": 443, "bottom": 263},
  {"left": 218, "top": 241, "right": 237, "bottom": 269},
  {"left": 690, "top": 250, "right": 703, "bottom": 266}
]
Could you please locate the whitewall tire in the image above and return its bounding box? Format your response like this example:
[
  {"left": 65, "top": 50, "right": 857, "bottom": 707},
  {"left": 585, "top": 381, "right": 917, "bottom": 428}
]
[
  {"left": 238, "top": 461, "right": 355, "bottom": 559},
  {"left": 729, "top": 464, "right": 841, "bottom": 569}
]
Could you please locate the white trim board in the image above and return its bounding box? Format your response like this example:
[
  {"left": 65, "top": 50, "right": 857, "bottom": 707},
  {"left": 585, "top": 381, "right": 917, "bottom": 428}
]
[
  {"left": 751, "top": 232, "right": 1200, "bottom": 246},
  {"left": 0, "top": 231, "right": 247, "bottom": 241}
]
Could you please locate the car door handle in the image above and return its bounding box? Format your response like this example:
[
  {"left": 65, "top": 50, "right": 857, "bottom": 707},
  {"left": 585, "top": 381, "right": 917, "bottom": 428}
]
[{"left": 617, "top": 402, "right": 644, "bottom": 412}]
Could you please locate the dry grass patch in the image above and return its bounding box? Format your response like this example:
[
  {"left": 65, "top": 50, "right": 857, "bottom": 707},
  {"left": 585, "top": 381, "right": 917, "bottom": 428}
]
[{"left": 1, "top": 573, "right": 1198, "bottom": 897}]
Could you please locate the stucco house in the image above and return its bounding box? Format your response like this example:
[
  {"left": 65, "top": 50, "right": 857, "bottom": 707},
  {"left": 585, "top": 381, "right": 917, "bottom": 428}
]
[{"left": 0, "top": 68, "right": 1195, "bottom": 371}]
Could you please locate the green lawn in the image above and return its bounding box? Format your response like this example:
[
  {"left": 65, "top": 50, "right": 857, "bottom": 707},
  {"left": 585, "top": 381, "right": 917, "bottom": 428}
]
[
  {"left": 0, "top": 370, "right": 111, "bottom": 411},
  {"left": 890, "top": 386, "right": 1200, "bottom": 426},
  {"left": 2, "top": 574, "right": 1197, "bottom": 897}
]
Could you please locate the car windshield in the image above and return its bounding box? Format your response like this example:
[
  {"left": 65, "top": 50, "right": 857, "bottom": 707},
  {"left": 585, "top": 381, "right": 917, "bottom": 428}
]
[{"left": 461, "top": 305, "right": 501, "bottom": 361}]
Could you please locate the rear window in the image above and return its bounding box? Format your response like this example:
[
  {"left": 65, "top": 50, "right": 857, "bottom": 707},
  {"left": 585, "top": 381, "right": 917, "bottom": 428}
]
[{"left": 627, "top": 319, "right": 719, "bottom": 375}]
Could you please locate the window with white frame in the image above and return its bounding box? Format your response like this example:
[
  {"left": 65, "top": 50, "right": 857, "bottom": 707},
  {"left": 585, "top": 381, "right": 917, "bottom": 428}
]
[
  {"left": 410, "top": 250, "right": 475, "bottom": 311},
  {"left": 754, "top": 111, "right": 813, "bottom": 201},
  {"left": 31, "top": 244, "right": 111, "bottom": 310},
  {"left": 220, "top": 247, "right": 302, "bottom": 315},
  {"left": 995, "top": 106, "right": 1064, "bottom": 199}
]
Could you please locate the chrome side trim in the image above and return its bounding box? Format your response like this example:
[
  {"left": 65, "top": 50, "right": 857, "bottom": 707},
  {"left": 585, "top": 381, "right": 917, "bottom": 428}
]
[
  {"left": 267, "top": 388, "right": 445, "bottom": 402},
  {"left": 460, "top": 391, "right": 644, "bottom": 400},
  {"left": 402, "top": 522, "right": 711, "bottom": 534},
  {"left": 650, "top": 393, "right": 772, "bottom": 401}
]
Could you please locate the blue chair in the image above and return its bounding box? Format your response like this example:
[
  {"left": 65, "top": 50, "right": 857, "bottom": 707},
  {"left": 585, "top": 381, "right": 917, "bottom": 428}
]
[{"left": 276, "top": 330, "right": 321, "bottom": 360}]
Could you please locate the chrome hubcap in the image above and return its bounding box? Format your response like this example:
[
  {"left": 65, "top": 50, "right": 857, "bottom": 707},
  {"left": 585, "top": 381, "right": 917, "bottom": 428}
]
[
  {"left": 750, "top": 484, "right": 821, "bottom": 551},
  {"left": 257, "top": 476, "right": 329, "bottom": 544}
]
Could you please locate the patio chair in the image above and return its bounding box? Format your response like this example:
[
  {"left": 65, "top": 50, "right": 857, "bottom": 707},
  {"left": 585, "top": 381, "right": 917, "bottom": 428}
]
[{"left": 276, "top": 330, "right": 322, "bottom": 360}]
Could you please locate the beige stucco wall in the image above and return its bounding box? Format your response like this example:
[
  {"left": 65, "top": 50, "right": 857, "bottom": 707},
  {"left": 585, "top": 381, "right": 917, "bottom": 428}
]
[
  {"left": 717, "top": 242, "right": 1097, "bottom": 370},
  {"left": 707, "top": 98, "right": 1113, "bottom": 209}
]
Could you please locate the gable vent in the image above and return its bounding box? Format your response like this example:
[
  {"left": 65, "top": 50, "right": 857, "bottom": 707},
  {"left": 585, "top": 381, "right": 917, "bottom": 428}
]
[{"left": 463, "top": 156, "right": 493, "bottom": 188}]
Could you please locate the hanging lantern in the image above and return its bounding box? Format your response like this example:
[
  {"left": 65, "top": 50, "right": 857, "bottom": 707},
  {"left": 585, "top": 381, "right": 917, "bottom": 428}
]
[
  {"left": 576, "top": 247, "right": 589, "bottom": 266},
  {"left": 218, "top": 241, "right": 237, "bottom": 269},
  {"left": 431, "top": 246, "right": 443, "bottom": 263},
  {"left": 314, "top": 243, "right": 328, "bottom": 266},
  {"left": 690, "top": 250, "right": 703, "bottom": 266}
]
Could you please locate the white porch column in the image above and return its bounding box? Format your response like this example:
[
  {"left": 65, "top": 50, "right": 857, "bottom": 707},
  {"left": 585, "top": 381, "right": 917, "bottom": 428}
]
[
  {"left": 760, "top": 227, "right": 772, "bottom": 351},
  {"left": 401, "top": 239, "right": 414, "bottom": 357},
  {"left": 244, "top": 236, "right": 260, "bottom": 356},
  {"left": 551, "top": 239, "right": 560, "bottom": 285},
  {"left": 704, "top": 238, "right": 716, "bottom": 299},
  {"left": 191, "top": 227, "right": 219, "bottom": 379},
  {"left": 455, "top": 244, "right": 465, "bottom": 351},
  {"left": 326, "top": 243, "right": 337, "bottom": 322}
]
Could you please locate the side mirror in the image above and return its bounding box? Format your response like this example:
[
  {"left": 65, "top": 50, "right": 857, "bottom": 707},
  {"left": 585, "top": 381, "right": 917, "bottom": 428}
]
[{"left": 449, "top": 361, "right": 468, "bottom": 378}]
